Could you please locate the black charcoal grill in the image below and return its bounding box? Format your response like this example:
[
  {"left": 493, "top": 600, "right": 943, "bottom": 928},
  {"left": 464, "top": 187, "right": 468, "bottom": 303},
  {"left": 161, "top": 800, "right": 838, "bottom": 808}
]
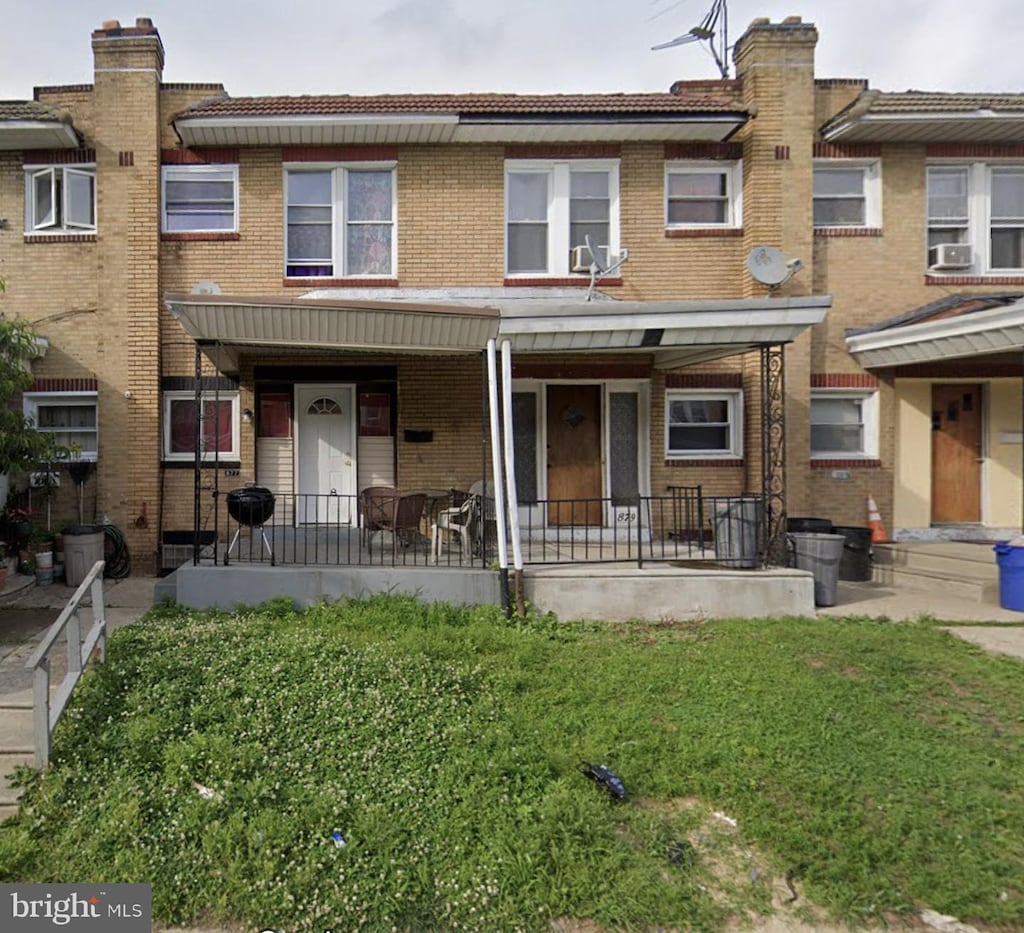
[{"left": 225, "top": 486, "right": 275, "bottom": 563}]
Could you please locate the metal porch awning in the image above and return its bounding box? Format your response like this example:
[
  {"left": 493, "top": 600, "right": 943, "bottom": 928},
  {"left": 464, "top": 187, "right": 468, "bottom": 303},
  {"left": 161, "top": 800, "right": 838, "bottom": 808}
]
[
  {"left": 165, "top": 289, "right": 831, "bottom": 371},
  {"left": 846, "top": 297, "right": 1024, "bottom": 369}
]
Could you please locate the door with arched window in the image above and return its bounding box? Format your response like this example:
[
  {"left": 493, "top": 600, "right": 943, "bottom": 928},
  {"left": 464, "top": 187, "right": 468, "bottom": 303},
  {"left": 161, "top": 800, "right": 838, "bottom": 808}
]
[{"left": 296, "top": 385, "right": 357, "bottom": 525}]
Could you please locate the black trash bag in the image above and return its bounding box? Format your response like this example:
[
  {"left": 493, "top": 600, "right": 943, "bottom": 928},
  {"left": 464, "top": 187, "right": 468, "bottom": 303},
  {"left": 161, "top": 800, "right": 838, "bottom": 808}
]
[{"left": 579, "top": 762, "right": 627, "bottom": 800}]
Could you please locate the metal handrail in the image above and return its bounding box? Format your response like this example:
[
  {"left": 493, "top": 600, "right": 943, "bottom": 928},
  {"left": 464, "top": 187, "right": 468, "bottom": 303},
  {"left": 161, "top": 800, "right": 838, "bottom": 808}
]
[{"left": 24, "top": 560, "right": 107, "bottom": 769}]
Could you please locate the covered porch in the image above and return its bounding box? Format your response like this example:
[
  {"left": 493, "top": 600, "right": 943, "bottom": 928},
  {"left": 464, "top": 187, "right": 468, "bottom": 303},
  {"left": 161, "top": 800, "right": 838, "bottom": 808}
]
[{"left": 162, "top": 286, "right": 830, "bottom": 614}]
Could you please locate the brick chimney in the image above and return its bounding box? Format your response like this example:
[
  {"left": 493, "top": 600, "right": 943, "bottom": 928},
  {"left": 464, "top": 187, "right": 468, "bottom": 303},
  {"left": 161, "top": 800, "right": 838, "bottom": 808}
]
[
  {"left": 90, "top": 17, "right": 164, "bottom": 549},
  {"left": 731, "top": 16, "right": 820, "bottom": 510},
  {"left": 91, "top": 17, "right": 164, "bottom": 78}
]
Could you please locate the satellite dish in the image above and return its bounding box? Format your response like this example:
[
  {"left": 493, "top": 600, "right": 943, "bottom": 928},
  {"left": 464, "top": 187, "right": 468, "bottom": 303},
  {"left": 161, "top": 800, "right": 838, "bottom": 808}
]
[
  {"left": 190, "top": 280, "right": 222, "bottom": 295},
  {"left": 584, "top": 234, "right": 609, "bottom": 274},
  {"left": 746, "top": 246, "right": 788, "bottom": 286}
]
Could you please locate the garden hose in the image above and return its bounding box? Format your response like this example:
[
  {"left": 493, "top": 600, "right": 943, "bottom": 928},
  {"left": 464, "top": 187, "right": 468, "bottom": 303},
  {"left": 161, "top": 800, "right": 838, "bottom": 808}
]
[{"left": 102, "top": 522, "right": 131, "bottom": 579}]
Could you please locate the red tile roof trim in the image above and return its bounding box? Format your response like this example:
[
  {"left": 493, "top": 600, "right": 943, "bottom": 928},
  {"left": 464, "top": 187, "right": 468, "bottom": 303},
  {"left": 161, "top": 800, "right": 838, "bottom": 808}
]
[{"left": 175, "top": 91, "right": 746, "bottom": 121}]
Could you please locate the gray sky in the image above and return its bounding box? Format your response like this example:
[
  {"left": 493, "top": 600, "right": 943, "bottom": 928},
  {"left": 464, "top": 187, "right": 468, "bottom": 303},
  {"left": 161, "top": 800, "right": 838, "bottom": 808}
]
[{"left": 1, "top": 0, "right": 1018, "bottom": 100}]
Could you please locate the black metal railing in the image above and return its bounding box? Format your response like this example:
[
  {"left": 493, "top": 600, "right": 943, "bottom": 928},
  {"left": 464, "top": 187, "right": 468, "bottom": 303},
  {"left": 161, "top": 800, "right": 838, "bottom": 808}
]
[{"left": 182, "top": 487, "right": 770, "bottom": 571}]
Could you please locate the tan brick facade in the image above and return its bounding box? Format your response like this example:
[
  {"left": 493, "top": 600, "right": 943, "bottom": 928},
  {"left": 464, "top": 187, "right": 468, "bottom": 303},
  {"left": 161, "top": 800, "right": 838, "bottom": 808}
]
[{"left": 2, "top": 15, "right": 1021, "bottom": 572}]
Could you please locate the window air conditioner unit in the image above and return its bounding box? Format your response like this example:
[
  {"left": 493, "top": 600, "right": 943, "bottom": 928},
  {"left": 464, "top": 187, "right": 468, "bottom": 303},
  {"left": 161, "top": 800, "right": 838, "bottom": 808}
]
[
  {"left": 928, "top": 243, "right": 973, "bottom": 271},
  {"left": 571, "top": 244, "right": 599, "bottom": 273}
]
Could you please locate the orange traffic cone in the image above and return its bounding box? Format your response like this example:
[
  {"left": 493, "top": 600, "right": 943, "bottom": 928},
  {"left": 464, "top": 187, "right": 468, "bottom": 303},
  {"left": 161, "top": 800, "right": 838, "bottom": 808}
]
[{"left": 866, "top": 494, "right": 888, "bottom": 543}]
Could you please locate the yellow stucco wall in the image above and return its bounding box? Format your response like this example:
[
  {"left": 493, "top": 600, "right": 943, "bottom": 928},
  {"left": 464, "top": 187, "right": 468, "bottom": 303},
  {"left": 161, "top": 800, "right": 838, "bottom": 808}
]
[{"left": 895, "top": 379, "right": 1023, "bottom": 529}]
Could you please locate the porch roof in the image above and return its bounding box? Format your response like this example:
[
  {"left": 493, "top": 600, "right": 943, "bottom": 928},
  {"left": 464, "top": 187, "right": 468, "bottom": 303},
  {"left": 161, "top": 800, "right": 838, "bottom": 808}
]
[
  {"left": 821, "top": 91, "right": 1024, "bottom": 144},
  {"left": 845, "top": 293, "right": 1024, "bottom": 368},
  {"left": 0, "top": 101, "right": 80, "bottom": 150},
  {"left": 165, "top": 288, "right": 832, "bottom": 372}
]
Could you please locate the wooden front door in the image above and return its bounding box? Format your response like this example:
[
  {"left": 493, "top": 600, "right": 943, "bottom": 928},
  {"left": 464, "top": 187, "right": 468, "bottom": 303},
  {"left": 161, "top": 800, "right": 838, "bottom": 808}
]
[
  {"left": 546, "top": 385, "right": 603, "bottom": 525},
  {"left": 931, "top": 383, "right": 982, "bottom": 523}
]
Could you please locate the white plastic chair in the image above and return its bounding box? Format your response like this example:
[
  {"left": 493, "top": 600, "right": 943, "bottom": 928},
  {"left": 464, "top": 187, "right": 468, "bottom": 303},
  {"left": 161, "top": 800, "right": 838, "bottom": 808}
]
[{"left": 431, "top": 494, "right": 478, "bottom": 563}]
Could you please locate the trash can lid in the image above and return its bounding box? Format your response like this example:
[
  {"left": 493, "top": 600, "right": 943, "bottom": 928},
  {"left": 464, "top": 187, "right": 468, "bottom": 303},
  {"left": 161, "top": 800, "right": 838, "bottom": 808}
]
[{"left": 62, "top": 524, "right": 102, "bottom": 535}]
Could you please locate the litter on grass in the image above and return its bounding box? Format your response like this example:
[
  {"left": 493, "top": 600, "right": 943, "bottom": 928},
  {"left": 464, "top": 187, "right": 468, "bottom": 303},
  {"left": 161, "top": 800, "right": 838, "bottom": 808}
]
[
  {"left": 579, "top": 762, "right": 627, "bottom": 800},
  {"left": 712, "top": 810, "right": 737, "bottom": 827}
]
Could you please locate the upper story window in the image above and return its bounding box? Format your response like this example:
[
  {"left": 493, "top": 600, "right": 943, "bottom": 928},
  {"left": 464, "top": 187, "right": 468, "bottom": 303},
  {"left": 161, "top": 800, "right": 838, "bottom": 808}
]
[
  {"left": 161, "top": 165, "right": 238, "bottom": 233},
  {"left": 665, "top": 390, "right": 743, "bottom": 459},
  {"left": 928, "top": 163, "right": 1024, "bottom": 273},
  {"left": 505, "top": 160, "right": 620, "bottom": 275},
  {"left": 23, "top": 392, "right": 98, "bottom": 461},
  {"left": 810, "top": 390, "right": 878, "bottom": 460},
  {"left": 285, "top": 165, "right": 396, "bottom": 278},
  {"left": 24, "top": 165, "right": 96, "bottom": 234},
  {"left": 665, "top": 161, "right": 742, "bottom": 228},
  {"left": 812, "top": 160, "right": 881, "bottom": 228},
  {"left": 163, "top": 391, "right": 240, "bottom": 462}
]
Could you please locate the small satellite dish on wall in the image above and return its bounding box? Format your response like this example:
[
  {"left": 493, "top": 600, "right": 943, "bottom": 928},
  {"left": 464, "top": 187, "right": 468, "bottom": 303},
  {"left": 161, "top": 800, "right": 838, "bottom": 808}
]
[
  {"left": 746, "top": 246, "right": 789, "bottom": 286},
  {"left": 190, "top": 279, "right": 222, "bottom": 295}
]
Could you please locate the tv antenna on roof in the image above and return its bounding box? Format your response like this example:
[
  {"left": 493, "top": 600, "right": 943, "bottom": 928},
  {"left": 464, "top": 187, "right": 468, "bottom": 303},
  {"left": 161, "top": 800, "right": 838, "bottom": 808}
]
[
  {"left": 746, "top": 245, "right": 803, "bottom": 293},
  {"left": 652, "top": 0, "right": 731, "bottom": 79}
]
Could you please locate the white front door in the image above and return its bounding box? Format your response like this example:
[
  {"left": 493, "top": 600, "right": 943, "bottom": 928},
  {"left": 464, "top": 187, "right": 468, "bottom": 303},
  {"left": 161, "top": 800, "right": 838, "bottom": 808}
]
[{"left": 296, "top": 385, "right": 356, "bottom": 525}]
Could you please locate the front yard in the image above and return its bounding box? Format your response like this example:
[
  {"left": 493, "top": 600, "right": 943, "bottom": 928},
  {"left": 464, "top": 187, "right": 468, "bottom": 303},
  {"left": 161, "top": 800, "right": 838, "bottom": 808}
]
[{"left": 0, "top": 597, "right": 1021, "bottom": 932}]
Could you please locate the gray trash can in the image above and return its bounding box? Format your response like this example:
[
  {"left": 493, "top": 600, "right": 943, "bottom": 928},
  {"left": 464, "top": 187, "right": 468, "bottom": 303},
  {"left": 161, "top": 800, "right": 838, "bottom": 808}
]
[
  {"left": 63, "top": 525, "right": 105, "bottom": 586},
  {"left": 788, "top": 532, "right": 846, "bottom": 607},
  {"left": 713, "top": 497, "right": 763, "bottom": 568}
]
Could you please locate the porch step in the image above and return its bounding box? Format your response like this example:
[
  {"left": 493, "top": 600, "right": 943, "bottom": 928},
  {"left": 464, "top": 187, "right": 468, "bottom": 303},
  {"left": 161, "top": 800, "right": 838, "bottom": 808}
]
[
  {"left": 0, "top": 705, "right": 35, "bottom": 754},
  {"left": 872, "top": 543, "right": 1000, "bottom": 604}
]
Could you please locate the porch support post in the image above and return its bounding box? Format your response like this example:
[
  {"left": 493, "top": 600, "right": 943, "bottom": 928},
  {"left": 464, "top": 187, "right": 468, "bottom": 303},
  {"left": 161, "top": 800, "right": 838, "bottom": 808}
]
[
  {"left": 500, "top": 339, "right": 526, "bottom": 615},
  {"left": 485, "top": 341, "right": 510, "bottom": 615},
  {"left": 192, "top": 342, "right": 202, "bottom": 565},
  {"left": 760, "top": 343, "right": 787, "bottom": 566}
]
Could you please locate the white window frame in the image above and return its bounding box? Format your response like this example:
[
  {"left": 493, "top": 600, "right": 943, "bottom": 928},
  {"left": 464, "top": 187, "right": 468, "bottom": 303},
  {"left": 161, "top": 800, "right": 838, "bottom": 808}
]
[
  {"left": 22, "top": 392, "right": 98, "bottom": 462},
  {"left": 809, "top": 389, "right": 879, "bottom": 460},
  {"left": 24, "top": 165, "right": 97, "bottom": 233},
  {"left": 283, "top": 163, "right": 397, "bottom": 278},
  {"left": 162, "top": 391, "right": 240, "bottom": 462},
  {"left": 504, "top": 159, "right": 620, "bottom": 277},
  {"left": 812, "top": 159, "right": 881, "bottom": 229},
  {"left": 664, "top": 160, "right": 743, "bottom": 229},
  {"left": 664, "top": 389, "right": 743, "bottom": 459},
  {"left": 926, "top": 161, "right": 1024, "bottom": 274},
  {"left": 161, "top": 164, "right": 239, "bottom": 233}
]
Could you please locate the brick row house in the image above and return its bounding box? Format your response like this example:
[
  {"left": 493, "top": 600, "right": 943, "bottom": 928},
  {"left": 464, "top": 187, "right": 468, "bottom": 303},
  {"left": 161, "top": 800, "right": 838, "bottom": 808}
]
[{"left": 1, "top": 15, "right": 1022, "bottom": 581}]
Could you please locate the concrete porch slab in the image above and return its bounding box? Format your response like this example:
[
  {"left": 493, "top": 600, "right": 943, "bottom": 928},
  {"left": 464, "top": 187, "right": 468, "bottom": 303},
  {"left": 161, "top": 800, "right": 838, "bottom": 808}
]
[{"left": 167, "top": 562, "right": 816, "bottom": 621}]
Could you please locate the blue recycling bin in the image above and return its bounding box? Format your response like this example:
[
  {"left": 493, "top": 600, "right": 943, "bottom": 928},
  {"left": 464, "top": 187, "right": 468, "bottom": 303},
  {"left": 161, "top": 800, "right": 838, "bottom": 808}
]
[{"left": 993, "top": 542, "right": 1024, "bottom": 611}]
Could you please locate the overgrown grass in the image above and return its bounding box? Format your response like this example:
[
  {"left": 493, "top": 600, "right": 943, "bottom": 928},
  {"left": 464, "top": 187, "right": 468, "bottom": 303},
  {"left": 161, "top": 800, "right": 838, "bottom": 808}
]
[{"left": 0, "top": 597, "right": 1021, "bottom": 932}]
